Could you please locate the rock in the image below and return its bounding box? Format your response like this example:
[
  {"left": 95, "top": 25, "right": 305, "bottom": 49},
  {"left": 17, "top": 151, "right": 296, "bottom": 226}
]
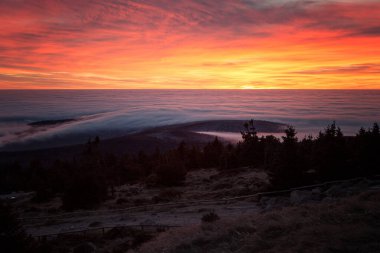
[
  {"left": 105, "top": 227, "right": 129, "bottom": 239},
  {"left": 325, "top": 185, "right": 347, "bottom": 198},
  {"left": 263, "top": 197, "right": 277, "bottom": 210},
  {"left": 129, "top": 187, "right": 141, "bottom": 195},
  {"left": 73, "top": 242, "right": 96, "bottom": 253},
  {"left": 259, "top": 196, "right": 289, "bottom": 210},
  {"left": 290, "top": 190, "right": 313, "bottom": 204},
  {"left": 353, "top": 179, "right": 371, "bottom": 189},
  {"left": 259, "top": 196, "right": 271, "bottom": 206},
  {"left": 311, "top": 187, "right": 321, "bottom": 195},
  {"left": 140, "top": 219, "right": 156, "bottom": 226}
]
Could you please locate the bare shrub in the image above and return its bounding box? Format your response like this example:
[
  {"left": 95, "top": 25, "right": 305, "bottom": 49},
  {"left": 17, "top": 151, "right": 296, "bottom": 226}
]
[
  {"left": 155, "top": 161, "right": 187, "bottom": 187},
  {"left": 201, "top": 211, "right": 220, "bottom": 223},
  {"left": 116, "top": 198, "right": 128, "bottom": 205}
]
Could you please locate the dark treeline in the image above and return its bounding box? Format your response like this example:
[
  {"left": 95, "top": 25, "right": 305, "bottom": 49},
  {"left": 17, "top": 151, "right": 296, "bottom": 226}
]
[{"left": 0, "top": 120, "right": 379, "bottom": 210}]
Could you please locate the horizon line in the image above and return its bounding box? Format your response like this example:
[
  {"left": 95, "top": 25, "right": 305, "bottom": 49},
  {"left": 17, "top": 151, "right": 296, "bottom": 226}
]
[{"left": 1, "top": 88, "right": 380, "bottom": 91}]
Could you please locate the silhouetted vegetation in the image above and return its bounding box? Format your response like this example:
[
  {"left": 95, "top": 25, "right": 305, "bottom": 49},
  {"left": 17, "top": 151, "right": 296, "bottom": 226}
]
[
  {"left": 201, "top": 211, "right": 220, "bottom": 223},
  {"left": 1, "top": 121, "right": 380, "bottom": 209},
  {"left": 154, "top": 159, "right": 187, "bottom": 187},
  {"left": 0, "top": 200, "right": 34, "bottom": 252}
]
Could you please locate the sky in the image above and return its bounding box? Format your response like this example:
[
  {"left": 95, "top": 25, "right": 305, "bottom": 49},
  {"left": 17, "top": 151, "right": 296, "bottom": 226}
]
[{"left": 1, "top": 0, "right": 380, "bottom": 89}]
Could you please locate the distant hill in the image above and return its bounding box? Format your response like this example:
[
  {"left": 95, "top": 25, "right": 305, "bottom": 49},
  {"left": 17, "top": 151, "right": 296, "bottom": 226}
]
[{"left": 0, "top": 119, "right": 286, "bottom": 164}]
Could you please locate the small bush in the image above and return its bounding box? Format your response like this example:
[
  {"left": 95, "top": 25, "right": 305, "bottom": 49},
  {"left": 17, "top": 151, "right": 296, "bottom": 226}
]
[
  {"left": 105, "top": 227, "right": 130, "bottom": 240},
  {"left": 88, "top": 221, "right": 102, "bottom": 227},
  {"left": 0, "top": 201, "right": 34, "bottom": 253},
  {"left": 112, "top": 241, "right": 130, "bottom": 253},
  {"left": 133, "top": 198, "right": 149, "bottom": 205},
  {"left": 155, "top": 161, "right": 187, "bottom": 187},
  {"left": 152, "top": 189, "right": 182, "bottom": 203},
  {"left": 62, "top": 174, "right": 107, "bottom": 211},
  {"left": 131, "top": 230, "right": 154, "bottom": 248},
  {"left": 202, "top": 211, "right": 220, "bottom": 223},
  {"left": 116, "top": 198, "right": 128, "bottom": 205},
  {"left": 31, "top": 188, "right": 54, "bottom": 203},
  {"left": 213, "top": 182, "right": 233, "bottom": 190}
]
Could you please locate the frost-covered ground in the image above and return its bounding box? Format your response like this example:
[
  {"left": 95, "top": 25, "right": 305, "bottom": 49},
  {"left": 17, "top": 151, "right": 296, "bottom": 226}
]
[{"left": 8, "top": 168, "right": 379, "bottom": 241}]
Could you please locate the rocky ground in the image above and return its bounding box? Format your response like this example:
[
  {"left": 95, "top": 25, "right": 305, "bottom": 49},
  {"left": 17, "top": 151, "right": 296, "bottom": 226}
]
[
  {"left": 3, "top": 168, "right": 380, "bottom": 252},
  {"left": 8, "top": 168, "right": 268, "bottom": 236},
  {"left": 137, "top": 188, "right": 380, "bottom": 253}
]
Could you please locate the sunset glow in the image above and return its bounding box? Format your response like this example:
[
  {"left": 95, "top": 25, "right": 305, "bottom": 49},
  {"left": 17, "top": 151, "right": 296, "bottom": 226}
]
[{"left": 1, "top": 0, "right": 380, "bottom": 89}]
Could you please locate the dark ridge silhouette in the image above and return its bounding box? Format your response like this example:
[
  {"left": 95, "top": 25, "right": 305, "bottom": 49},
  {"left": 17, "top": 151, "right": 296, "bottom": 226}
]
[
  {"left": 0, "top": 119, "right": 285, "bottom": 163},
  {"left": 27, "top": 118, "right": 76, "bottom": 126},
  {"left": 0, "top": 120, "right": 379, "bottom": 209},
  {"left": 1, "top": 119, "right": 286, "bottom": 152}
]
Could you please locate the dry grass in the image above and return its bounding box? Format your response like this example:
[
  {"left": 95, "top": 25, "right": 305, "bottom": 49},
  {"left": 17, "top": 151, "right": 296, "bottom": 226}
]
[{"left": 134, "top": 190, "right": 380, "bottom": 253}]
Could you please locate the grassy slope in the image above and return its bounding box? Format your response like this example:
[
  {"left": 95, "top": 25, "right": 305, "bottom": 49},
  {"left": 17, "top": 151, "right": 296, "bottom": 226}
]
[{"left": 136, "top": 190, "right": 380, "bottom": 253}]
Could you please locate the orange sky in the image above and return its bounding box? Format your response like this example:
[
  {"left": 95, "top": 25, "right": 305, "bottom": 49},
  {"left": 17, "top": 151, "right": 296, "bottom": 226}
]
[{"left": 1, "top": 0, "right": 380, "bottom": 89}]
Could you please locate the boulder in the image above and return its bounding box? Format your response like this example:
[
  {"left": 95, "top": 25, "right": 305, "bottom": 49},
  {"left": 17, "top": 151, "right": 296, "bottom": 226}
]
[
  {"left": 325, "top": 185, "right": 347, "bottom": 198},
  {"left": 290, "top": 190, "right": 313, "bottom": 204},
  {"left": 140, "top": 219, "right": 156, "bottom": 226},
  {"left": 311, "top": 187, "right": 321, "bottom": 195}
]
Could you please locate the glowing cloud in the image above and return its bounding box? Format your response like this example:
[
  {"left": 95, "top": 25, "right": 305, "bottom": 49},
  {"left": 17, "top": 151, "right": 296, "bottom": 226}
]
[{"left": 0, "top": 0, "right": 380, "bottom": 89}]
